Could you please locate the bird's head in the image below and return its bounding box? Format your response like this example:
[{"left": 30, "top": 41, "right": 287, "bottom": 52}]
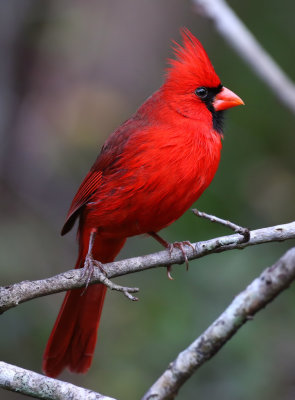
[{"left": 163, "top": 28, "right": 244, "bottom": 133}]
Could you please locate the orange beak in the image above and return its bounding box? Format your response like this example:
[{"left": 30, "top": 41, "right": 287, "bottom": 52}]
[{"left": 213, "top": 87, "right": 244, "bottom": 111}]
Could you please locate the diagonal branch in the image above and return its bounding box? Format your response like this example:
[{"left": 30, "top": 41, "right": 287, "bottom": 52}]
[
  {"left": 0, "top": 361, "right": 116, "bottom": 400},
  {"left": 192, "top": 0, "right": 295, "bottom": 114},
  {"left": 0, "top": 220, "right": 295, "bottom": 314},
  {"left": 142, "top": 247, "right": 295, "bottom": 400}
]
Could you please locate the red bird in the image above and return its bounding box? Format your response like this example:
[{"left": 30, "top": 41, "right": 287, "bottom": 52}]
[{"left": 43, "top": 29, "right": 243, "bottom": 377}]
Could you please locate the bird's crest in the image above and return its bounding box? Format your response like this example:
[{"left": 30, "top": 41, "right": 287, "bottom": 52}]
[{"left": 165, "top": 28, "right": 221, "bottom": 91}]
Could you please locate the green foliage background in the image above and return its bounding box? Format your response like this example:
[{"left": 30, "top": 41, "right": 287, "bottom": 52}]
[{"left": 0, "top": 1, "right": 294, "bottom": 399}]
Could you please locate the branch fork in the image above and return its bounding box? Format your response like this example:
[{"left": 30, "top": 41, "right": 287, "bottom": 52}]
[
  {"left": 92, "top": 269, "right": 139, "bottom": 301},
  {"left": 1, "top": 220, "right": 295, "bottom": 315},
  {"left": 1, "top": 220, "right": 295, "bottom": 400},
  {"left": 79, "top": 265, "right": 139, "bottom": 301},
  {"left": 192, "top": 209, "right": 250, "bottom": 242}
]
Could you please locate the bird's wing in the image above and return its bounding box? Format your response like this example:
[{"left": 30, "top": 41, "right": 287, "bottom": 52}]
[{"left": 61, "top": 170, "right": 102, "bottom": 235}]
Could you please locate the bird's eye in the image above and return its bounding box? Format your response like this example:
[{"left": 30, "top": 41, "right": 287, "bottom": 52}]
[{"left": 195, "top": 87, "right": 208, "bottom": 99}]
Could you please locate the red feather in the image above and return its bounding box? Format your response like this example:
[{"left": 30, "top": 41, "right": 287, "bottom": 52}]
[
  {"left": 61, "top": 170, "right": 102, "bottom": 235},
  {"left": 43, "top": 28, "right": 243, "bottom": 377}
]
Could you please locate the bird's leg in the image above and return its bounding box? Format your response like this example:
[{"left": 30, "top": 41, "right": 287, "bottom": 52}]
[
  {"left": 82, "top": 229, "right": 106, "bottom": 288},
  {"left": 81, "top": 229, "right": 139, "bottom": 301},
  {"left": 149, "top": 232, "right": 174, "bottom": 280},
  {"left": 192, "top": 209, "right": 250, "bottom": 243},
  {"left": 149, "top": 232, "right": 195, "bottom": 279}
]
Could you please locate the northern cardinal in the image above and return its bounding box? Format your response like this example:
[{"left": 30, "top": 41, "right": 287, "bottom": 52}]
[{"left": 43, "top": 28, "right": 243, "bottom": 377}]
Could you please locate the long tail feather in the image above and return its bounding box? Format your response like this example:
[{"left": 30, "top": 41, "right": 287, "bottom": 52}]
[{"left": 43, "top": 226, "right": 125, "bottom": 377}]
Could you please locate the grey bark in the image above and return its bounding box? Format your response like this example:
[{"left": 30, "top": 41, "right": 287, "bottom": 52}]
[
  {"left": 1, "top": 221, "right": 295, "bottom": 314},
  {"left": 142, "top": 247, "right": 295, "bottom": 399},
  {"left": 0, "top": 361, "right": 116, "bottom": 400}
]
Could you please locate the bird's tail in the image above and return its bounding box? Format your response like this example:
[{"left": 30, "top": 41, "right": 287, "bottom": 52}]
[{"left": 43, "top": 225, "right": 126, "bottom": 377}]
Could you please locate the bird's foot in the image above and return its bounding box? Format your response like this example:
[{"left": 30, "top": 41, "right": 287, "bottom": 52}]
[
  {"left": 82, "top": 253, "right": 106, "bottom": 289},
  {"left": 81, "top": 254, "right": 139, "bottom": 301},
  {"left": 149, "top": 232, "right": 195, "bottom": 279},
  {"left": 168, "top": 241, "right": 195, "bottom": 271},
  {"left": 165, "top": 241, "right": 195, "bottom": 279}
]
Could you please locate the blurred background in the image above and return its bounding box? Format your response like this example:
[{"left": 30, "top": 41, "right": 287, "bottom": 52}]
[{"left": 0, "top": 0, "right": 294, "bottom": 399}]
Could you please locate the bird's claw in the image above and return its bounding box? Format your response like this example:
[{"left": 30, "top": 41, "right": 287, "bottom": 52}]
[
  {"left": 169, "top": 240, "right": 194, "bottom": 271},
  {"left": 149, "top": 232, "right": 194, "bottom": 279},
  {"left": 164, "top": 240, "right": 195, "bottom": 278},
  {"left": 81, "top": 254, "right": 106, "bottom": 289},
  {"left": 81, "top": 254, "right": 139, "bottom": 301},
  {"left": 166, "top": 265, "right": 174, "bottom": 280}
]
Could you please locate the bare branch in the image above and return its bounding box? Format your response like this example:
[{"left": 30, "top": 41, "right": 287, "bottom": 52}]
[
  {"left": 193, "top": 0, "right": 295, "bottom": 114},
  {"left": 142, "top": 247, "right": 295, "bottom": 400},
  {"left": 192, "top": 208, "right": 250, "bottom": 241},
  {"left": 1, "top": 221, "right": 295, "bottom": 314},
  {"left": 0, "top": 361, "right": 116, "bottom": 400},
  {"left": 83, "top": 267, "right": 140, "bottom": 301}
]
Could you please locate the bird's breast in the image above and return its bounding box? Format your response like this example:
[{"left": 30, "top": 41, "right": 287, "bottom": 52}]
[{"left": 87, "top": 124, "right": 222, "bottom": 238}]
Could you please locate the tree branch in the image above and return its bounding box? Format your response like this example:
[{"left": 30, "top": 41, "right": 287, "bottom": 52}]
[
  {"left": 192, "top": 208, "right": 250, "bottom": 240},
  {"left": 0, "top": 220, "right": 295, "bottom": 314},
  {"left": 0, "top": 361, "right": 116, "bottom": 400},
  {"left": 142, "top": 247, "right": 295, "bottom": 400},
  {"left": 192, "top": 0, "right": 295, "bottom": 114}
]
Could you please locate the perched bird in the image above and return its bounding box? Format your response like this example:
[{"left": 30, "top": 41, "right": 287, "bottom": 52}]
[{"left": 43, "top": 28, "right": 244, "bottom": 377}]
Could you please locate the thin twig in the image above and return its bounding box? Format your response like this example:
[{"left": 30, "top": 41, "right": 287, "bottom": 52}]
[
  {"left": 192, "top": 209, "right": 250, "bottom": 241},
  {"left": 0, "top": 361, "right": 116, "bottom": 400},
  {"left": 142, "top": 247, "right": 295, "bottom": 400},
  {"left": 97, "top": 270, "right": 139, "bottom": 301},
  {"left": 192, "top": 0, "right": 295, "bottom": 114},
  {"left": 0, "top": 221, "right": 295, "bottom": 314}
]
